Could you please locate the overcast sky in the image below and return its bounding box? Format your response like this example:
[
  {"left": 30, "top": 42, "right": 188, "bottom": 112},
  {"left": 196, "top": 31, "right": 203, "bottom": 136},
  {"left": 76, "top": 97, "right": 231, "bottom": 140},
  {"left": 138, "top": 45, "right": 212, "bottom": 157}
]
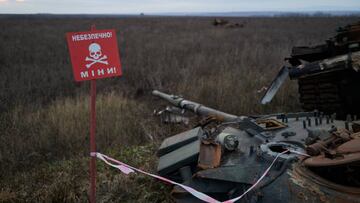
[{"left": 1, "top": 0, "right": 360, "bottom": 14}]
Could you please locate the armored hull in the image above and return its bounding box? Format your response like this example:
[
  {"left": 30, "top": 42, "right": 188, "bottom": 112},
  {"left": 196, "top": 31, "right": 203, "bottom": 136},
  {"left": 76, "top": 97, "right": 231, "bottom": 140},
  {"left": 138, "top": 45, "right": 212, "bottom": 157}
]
[
  {"left": 153, "top": 90, "right": 360, "bottom": 203},
  {"left": 153, "top": 22, "right": 360, "bottom": 203},
  {"left": 260, "top": 22, "right": 360, "bottom": 120},
  {"left": 288, "top": 22, "right": 360, "bottom": 119}
]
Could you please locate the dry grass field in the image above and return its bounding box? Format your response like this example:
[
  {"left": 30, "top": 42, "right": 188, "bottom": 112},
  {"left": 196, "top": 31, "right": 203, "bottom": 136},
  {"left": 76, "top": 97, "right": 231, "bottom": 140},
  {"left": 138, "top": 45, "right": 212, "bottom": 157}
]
[{"left": 0, "top": 15, "right": 358, "bottom": 202}]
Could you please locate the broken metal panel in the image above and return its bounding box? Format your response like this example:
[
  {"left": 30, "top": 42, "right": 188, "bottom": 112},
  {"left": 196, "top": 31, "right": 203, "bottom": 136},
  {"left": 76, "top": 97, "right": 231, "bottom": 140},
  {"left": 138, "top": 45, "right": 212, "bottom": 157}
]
[
  {"left": 157, "top": 140, "right": 200, "bottom": 175},
  {"left": 260, "top": 66, "right": 289, "bottom": 104},
  {"left": 157, "top": 127, "right": 203, "bottom": 157}
]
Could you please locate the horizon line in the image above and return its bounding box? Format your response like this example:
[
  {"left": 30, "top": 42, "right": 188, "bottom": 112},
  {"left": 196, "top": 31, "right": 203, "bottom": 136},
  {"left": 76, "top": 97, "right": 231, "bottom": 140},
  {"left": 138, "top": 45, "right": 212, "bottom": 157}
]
[{"left": 1, "top": 10, "right": 360, "bottom": 16}]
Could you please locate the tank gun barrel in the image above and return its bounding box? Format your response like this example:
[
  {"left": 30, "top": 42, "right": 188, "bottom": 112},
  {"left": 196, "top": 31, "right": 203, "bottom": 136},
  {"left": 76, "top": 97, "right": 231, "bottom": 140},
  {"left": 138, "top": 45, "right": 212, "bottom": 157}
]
[{"left": 152, "top": 90, "right": 239, "bottom": 122}]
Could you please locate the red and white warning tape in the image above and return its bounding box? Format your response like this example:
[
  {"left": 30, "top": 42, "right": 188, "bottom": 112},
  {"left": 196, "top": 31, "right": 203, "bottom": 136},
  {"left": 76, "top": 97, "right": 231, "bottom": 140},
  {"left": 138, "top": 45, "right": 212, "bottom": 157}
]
[{"left": 92, "top": 149, "right": 308, "bottom": 203}]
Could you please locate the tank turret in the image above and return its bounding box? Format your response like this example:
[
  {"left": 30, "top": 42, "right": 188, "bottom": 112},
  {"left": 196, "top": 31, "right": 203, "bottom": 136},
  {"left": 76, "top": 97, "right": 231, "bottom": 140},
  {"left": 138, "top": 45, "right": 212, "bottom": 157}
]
[{"left": 261, "top": 22, "right": 360, "bottom": 119}]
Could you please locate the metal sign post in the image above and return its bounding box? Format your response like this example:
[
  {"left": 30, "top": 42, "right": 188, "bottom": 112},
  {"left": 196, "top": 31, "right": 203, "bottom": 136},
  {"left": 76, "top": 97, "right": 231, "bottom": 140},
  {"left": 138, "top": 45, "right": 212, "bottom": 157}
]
[
  {"left": 66, "top": 25, "right": 122, "bottom": 203},
  {"left": 90, "top": 79, "right": 97, "bottom": 203}
]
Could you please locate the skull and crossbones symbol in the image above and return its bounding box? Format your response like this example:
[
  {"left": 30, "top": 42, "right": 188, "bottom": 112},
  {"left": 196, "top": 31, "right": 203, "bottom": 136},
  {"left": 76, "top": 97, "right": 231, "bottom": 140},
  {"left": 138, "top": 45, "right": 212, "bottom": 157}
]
[{"left": 85, "top": 43, "right": 108, "bottom": 68}]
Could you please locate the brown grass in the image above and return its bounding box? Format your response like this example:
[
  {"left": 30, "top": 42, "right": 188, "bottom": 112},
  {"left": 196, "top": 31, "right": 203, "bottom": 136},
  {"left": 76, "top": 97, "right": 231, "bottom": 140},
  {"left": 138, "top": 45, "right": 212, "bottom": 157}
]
[{"left": 0, "top": 15, "right": 358, "bottom": 202}]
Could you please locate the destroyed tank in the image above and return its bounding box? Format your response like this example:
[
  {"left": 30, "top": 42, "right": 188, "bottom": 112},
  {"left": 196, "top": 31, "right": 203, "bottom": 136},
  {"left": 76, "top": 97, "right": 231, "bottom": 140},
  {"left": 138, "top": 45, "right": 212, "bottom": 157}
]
[
  {"left": 152, "top": 22, "right": 360, "bottom": 203},
  {"left": 261, "top": 21, "right": 360, "bottom": 119}
]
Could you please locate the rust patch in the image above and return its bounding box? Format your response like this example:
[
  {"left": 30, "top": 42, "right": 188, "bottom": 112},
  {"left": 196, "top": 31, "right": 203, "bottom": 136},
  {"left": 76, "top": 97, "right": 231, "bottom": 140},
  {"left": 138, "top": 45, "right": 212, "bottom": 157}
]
[
  {"left": 289, "top": 161, "right": 360, "bottom": 203},
  {"left": 304, "top": 153, "right": 360, "bottom": 167},
  {"left": 288, "top": 168, "right": 329, "bottom": 203},
  {"left": 337, "top": 138, "right": 360, "bottom": 154},
  {"left": 197, "top": 140, "right": 221, "bottom": 169}
]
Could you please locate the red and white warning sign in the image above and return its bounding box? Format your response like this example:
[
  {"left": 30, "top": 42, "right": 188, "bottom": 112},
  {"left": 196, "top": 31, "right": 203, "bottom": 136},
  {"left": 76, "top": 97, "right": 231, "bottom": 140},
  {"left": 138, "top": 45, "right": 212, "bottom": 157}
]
[{"left": 66, "top": 29, "right": 122, "bottom": 81}]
